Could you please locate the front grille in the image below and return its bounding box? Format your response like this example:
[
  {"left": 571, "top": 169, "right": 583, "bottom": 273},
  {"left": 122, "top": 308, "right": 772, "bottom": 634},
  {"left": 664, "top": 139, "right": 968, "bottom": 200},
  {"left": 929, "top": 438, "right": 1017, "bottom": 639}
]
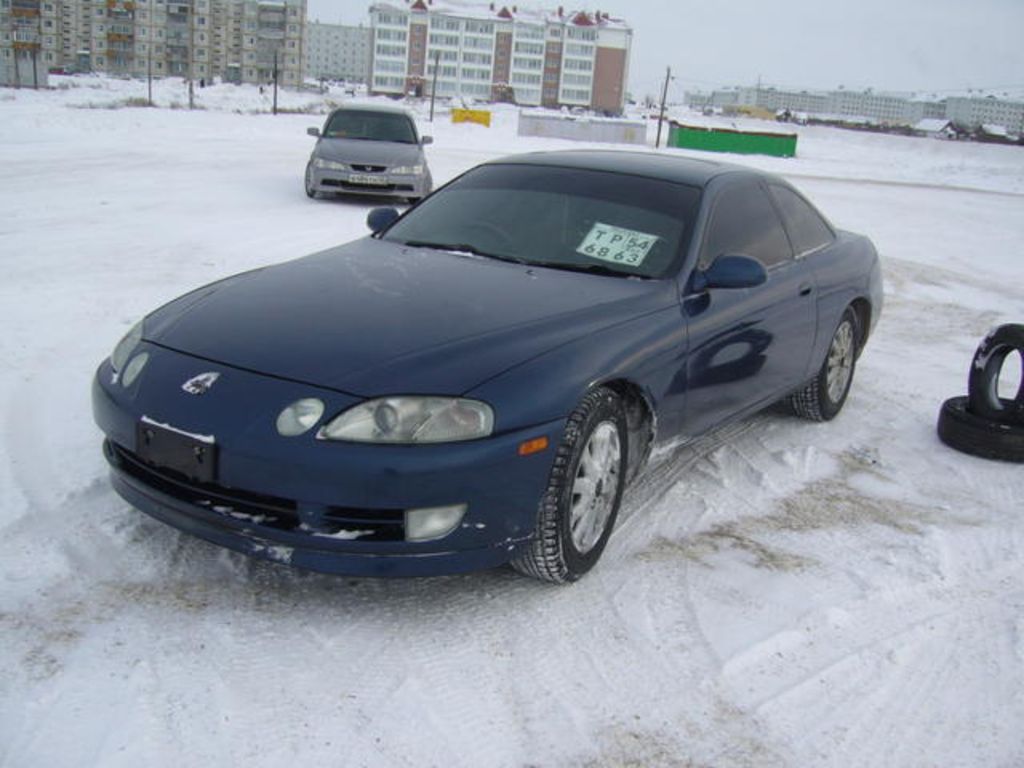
[
  {"left": 109, "top": 441, "right": 404, "bottom": 541},
  {"left": 322, "top": 179, "right": 414, "bottom": 193},
  {"left": 350, "top": 164, "right": 386, "bottom": 173}
]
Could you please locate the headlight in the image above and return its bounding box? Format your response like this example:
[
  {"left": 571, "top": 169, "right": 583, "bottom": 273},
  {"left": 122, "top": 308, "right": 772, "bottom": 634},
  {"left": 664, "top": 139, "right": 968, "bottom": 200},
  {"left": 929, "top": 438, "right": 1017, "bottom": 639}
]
[
  {"left": 389, "top": 164, "right": 424, "bottom": 175},
  {"left": 313, "top": 158, "right": 347, "bottom": 171},
  {"left": 317, "top": 397, "right": 493, "bottom": 444},
  {"left": 111, "top": 320, "right": 143, "bottom": 372},
  {"left": 276, "top": 398, "right": 325, "bottom": 437},
  {"left": 121, "top": 352, "right": 149, "bottom": 387}
]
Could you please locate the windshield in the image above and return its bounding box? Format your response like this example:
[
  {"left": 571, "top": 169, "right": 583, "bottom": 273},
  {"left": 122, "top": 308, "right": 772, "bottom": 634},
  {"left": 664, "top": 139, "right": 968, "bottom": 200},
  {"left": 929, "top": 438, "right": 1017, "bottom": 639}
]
[
  {"left": 382, "top": 164, "right": 700, "bottom": 279},
  {"left": 323, "top": 110, "right": 418, "bottom": 144}
]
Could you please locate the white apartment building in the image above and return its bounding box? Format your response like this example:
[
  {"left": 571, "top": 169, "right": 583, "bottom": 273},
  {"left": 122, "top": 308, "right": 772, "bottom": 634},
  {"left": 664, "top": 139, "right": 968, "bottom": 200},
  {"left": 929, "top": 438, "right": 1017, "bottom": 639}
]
[
  {"left": 946, "top": 96, "right": 1024, "bottom": 134},
  {"left": 1, "top": 0, "right": 306, "bottom": 87},
  {"left": 689, "top": 84, "right": 1024, "bottom": 133},
  {"left": 368, "top": 0, "right": 632, "bottom": 114},
  {"left": 305, "top": 21, "right": 370, "bottom": 82}
]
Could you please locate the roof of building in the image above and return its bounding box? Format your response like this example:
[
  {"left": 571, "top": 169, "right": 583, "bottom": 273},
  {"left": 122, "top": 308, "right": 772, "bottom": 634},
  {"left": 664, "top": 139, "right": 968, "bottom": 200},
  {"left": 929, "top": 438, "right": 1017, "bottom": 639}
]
[
  {"left": 370, "top": 0, "right": 630, "bottom": 30},
  {"left": 914, "top": 118, "right": 953, "bottom": 132},
  {"left": 980, "top": 124, "right": 1010, "bottom": 137}
]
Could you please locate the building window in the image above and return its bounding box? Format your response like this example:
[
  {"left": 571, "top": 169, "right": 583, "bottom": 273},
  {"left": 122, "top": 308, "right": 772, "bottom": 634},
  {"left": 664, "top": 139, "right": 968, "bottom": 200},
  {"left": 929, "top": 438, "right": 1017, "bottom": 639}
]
[
  {"left": 567, "top": 27, "right": 596, "bottom": 41},
  {"left": 514, "top": 41, "right": 543, "bottom": 55}
]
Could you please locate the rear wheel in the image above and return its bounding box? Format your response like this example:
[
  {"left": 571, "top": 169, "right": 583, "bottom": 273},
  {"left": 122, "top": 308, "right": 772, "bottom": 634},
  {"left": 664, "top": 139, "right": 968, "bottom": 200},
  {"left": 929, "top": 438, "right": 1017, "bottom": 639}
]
[
  {"left": 790, "top": 306, "right": 860, "bottom": 421},
  {"left": 512, "top": 388, "right": 627, "bottom": 584}
]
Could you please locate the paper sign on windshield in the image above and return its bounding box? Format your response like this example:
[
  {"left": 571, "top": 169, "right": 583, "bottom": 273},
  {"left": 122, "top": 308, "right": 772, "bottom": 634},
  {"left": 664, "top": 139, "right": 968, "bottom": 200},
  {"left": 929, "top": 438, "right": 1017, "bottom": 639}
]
[{"left": 576, "top": 223, "right": 658, "bottom": 267}]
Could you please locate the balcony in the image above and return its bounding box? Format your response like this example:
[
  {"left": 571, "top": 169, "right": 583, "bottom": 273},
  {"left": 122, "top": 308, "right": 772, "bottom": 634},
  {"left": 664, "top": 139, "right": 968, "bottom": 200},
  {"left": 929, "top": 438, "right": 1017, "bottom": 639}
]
[{"left": 11, "top": 2, "right": 41, "bottom": 18}]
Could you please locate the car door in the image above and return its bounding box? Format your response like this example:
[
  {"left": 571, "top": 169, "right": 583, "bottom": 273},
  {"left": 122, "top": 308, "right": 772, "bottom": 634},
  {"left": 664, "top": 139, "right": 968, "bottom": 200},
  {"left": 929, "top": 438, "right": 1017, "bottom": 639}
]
[{"left": 681, "top": 177, "right": 818, "bottom": 435}]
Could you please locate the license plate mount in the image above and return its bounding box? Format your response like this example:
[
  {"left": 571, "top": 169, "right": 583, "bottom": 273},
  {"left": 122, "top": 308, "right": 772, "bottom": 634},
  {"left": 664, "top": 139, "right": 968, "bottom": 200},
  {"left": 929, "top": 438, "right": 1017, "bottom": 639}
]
[{"left": 136, "top": 421, "right": 217, "bottom": 484}]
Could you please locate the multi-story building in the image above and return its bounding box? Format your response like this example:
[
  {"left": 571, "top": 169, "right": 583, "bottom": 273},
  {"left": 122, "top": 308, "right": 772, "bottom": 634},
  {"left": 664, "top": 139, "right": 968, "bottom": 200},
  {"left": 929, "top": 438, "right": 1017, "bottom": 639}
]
[
  {"left": 688, "top": 84, "right": 1024, "bottom": 134},
  {"left": 1, "top": 0, "right": 306, "bottom": 87},
  {"left": 368, "top": 0, "right": 632, "bottom": 114},
  {"left": 945, "top": 95, "right": 1024, "bottom": 134},
  {"left": 0, "top": 0, "right": 57, "bottom": 87},
  {"left": 305, "top": 21, "right": 370, "bottom": 82}
]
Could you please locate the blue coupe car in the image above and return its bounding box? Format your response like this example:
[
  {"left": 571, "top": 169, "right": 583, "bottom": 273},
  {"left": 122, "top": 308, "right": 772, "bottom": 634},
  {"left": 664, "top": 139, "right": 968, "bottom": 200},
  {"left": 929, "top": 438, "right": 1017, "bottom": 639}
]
[{"left": 92, "top": 150, "right": 882, "bottom": 583}]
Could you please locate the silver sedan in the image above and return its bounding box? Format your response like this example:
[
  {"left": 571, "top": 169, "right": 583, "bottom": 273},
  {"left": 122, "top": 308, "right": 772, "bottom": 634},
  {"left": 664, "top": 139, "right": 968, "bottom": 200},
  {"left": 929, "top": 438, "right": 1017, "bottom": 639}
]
[{"left": 304, "top": 104, "right": 433, "bottom": 203}]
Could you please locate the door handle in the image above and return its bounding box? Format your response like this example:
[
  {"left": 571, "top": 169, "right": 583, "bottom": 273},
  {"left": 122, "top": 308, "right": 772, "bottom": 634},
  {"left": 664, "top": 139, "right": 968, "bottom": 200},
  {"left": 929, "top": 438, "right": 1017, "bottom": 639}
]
[{"left": 798, "top": 284, "right": 813, "bottom": 297}]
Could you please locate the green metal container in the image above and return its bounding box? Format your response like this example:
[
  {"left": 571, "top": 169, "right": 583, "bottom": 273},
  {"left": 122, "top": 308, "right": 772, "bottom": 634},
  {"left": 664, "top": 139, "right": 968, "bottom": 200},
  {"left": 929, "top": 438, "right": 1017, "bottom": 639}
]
[{"left": 668, "top": 121, "right": 798, "bottom": 158}]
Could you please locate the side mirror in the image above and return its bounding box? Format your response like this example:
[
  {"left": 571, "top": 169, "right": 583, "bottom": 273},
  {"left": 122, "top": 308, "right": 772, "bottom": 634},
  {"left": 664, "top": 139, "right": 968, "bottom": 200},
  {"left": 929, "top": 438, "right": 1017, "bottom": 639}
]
[
  {"left": 696, "top": 254, "right": 767, "bottom": 291},
  {"left": 307, "top": 127, "right": 320, "bottom": 137},
  {"left": 367, "top": 207, "right": 400, "bottom": 234},
  {"left": 420, "top": 135, "right": 433, "bottom": 145}
]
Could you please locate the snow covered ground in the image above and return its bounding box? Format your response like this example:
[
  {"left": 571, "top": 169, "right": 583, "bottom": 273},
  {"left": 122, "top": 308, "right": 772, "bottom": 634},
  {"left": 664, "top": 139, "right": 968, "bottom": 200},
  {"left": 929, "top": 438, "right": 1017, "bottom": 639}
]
[{"left": 2, "top": 76, "right": 1023, "bottom": 768}]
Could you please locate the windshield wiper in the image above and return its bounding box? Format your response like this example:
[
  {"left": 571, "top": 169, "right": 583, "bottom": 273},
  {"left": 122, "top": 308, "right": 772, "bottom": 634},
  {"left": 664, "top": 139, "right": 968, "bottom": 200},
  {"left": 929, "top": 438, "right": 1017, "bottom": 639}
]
[
  {"left": 402, "top": 241, "right": 529, "bottom": 265},
  {"left": 538, "top": 262, "right": 648, "bottom": 279}
]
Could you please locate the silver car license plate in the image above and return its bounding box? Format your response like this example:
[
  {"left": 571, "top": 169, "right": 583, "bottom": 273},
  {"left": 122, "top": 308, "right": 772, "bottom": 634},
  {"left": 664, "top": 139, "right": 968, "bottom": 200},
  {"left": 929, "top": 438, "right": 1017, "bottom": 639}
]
[{"left": 348, "top": 173, "right": 388, "bottom": 186}]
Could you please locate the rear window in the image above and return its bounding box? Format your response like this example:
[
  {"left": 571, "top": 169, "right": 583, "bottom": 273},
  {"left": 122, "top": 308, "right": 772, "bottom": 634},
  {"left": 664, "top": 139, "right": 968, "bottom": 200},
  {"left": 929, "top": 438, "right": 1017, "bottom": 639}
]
[
  {"left": 383, "top": 164, "right": 701, "bottom": 279},
  {"left": 769, "top": 184, "right": 834, "bottom": 256}
]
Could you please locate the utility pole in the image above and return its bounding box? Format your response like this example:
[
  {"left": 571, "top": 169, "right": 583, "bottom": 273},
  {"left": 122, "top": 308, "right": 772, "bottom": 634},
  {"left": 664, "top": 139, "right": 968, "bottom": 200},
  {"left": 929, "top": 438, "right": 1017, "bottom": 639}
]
[
  {"left": 147, "top": 44, "right": 153, "bottom": 106},
  {"left": 272, "top": 48, "right": 279, "bottom": 115},
  {"left": 187, "top": 0, "right": 195, "bottom": 110},
  {"left": 429, "top": 49, "right": 440, "bottom": 122},
  {"left": 655, "top": 66, "right": 671, "bottom": 149}
]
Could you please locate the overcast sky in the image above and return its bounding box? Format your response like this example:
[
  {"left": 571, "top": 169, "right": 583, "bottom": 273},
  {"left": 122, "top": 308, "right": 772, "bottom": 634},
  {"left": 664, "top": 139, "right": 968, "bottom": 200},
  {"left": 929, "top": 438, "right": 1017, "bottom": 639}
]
[{"left": 310, "top": 0, "right": 1024, "bottom": 100}]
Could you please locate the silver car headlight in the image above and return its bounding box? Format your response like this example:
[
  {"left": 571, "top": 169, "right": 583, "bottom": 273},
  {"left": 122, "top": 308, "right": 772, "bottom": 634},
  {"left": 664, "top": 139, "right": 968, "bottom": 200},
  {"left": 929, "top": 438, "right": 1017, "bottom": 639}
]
[
  {"left": 111, "top": 320, "right": 143, "bottom": 372},
  {"left": 313, "top": 158, "right": 347, "bottom": 171},
  {"left": 317, "top": 397, "right": 493, "bottom": 444},
  {"left": 389, "top": 164, "right": 424, "bottom": 176}
]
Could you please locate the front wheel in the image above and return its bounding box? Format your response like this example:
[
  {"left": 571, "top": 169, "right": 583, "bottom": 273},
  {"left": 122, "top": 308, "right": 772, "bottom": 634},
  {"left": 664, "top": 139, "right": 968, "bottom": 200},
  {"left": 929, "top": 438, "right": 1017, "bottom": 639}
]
[
  {"left": 512, "top": 388, "right": 627, "bottom": 583},
  {"left": 789, "top": 306, "right": 860, "bottom": 421},
  {"left": 304, "top": 163, "right": 319, "bottom": 199}
]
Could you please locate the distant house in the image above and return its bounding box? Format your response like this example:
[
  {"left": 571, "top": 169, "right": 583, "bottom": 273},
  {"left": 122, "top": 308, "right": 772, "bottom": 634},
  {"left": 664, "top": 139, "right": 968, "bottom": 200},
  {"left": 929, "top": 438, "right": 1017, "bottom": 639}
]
[
  {"left": 913, "top": 118, "right": 956, "bottom": 139},
  {"left": 975, "top": 124, "right": 1014, "bottom": 144}
]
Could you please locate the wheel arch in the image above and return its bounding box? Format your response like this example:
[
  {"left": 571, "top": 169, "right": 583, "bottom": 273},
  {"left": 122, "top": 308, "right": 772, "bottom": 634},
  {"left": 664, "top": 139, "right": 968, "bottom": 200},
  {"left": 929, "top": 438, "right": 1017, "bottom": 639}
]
[
  {"left": 598, "top": 378, "right": 656, "bottom": 484},
  {"left": 849, "top": 296, "right": 872, "bottom": 355}
]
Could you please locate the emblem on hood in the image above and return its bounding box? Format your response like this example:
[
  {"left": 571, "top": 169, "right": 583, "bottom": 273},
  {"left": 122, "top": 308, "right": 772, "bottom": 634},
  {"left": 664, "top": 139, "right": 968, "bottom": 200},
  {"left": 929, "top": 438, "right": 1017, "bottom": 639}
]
[{"left": 182, "top": 372, "right": 221, "bottom": 395}]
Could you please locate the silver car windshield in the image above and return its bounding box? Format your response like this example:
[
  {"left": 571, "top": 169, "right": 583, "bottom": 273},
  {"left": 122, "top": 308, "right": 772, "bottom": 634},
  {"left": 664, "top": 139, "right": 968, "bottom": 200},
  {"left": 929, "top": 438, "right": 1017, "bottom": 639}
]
[
  {"left": 383, "top": 164, "right": 701, "bottom": 279},
  {"left": 324, "top": 110, "right": 418, "bottom": 144}
]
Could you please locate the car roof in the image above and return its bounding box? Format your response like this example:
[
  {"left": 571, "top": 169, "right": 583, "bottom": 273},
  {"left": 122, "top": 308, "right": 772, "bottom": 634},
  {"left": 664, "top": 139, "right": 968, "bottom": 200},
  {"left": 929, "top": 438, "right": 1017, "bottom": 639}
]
[
  {"left": 484, "top": 149, "right": 764, "bottom": 188},
  {"left": 329, "top": 103, "right": 414, "bottom": 117}
]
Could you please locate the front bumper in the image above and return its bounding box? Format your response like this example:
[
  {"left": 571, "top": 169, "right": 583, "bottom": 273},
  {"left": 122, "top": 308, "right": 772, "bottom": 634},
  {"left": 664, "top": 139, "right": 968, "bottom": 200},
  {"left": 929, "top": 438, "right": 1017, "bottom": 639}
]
[
  {"left": 308, "top": 164, "right": 431, "bottom": 199},
  {"left": 92, "top": 349, "right": 563, "bottom": 577}
]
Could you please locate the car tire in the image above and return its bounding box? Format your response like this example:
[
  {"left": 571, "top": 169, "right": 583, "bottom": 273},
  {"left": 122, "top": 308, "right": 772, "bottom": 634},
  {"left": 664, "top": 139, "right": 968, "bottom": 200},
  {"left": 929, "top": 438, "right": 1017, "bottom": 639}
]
[
  {"left": 789, "top": 306, "right": 860, "bottom": 422},
  {"left": 937, "top": 395, "right": 1024, "bottom": 463},
  {"left": 512, "top": 387, "right": 627, "bottom": 584},
  {"left": 967, "top": 323, "right": 1024, "bottom": 426},
  {"left": 304, "top": 163, "right": 319, "bottom": 200}
]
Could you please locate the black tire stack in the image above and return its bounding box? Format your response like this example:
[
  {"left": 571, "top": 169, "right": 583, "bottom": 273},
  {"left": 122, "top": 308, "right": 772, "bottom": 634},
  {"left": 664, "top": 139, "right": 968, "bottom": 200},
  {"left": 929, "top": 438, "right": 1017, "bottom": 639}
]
[{"left": 937, "top": 324, "right": 1024, "bottom": 462}]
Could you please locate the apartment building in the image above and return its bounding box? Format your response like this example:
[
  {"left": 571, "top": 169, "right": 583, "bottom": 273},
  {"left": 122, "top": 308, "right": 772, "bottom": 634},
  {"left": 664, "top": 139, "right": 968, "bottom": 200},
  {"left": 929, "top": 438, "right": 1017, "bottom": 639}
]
[
  {"left": 946, "top": 95, "right": 1024, "bottom": 134},
  {"left": 305, "top": 21, "right": 370, "bottom": 82},
  {"left": 368, "top": 0, "right": 632, "bottom": 114},
  {"left": 0, "top": 0, "right": 306, "bottom": 87},
  {"left": 0, "top": 0, "right": 57, "bottom": 86},
  {"left": 689, "top": 84, "right": 1024, "bottom": 133}
]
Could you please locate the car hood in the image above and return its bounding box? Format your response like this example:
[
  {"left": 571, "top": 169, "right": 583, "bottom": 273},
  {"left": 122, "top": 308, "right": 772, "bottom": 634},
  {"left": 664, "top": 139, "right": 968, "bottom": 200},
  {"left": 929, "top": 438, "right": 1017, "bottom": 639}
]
[
  {"left": 313, "top": 137, "right": 424, "bottom": 167},
  {"left": 144, "top": 238, "right": 674, "bottom": 396}
]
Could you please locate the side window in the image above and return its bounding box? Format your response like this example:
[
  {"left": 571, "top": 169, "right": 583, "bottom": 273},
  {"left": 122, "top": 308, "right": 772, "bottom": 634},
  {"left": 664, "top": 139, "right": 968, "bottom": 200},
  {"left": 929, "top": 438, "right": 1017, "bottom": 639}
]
[
  {"left": 769, "top": 184, "right": 834, "bottom": 256},
  {"left": 700, "top": 182, "right": 792, "bottom": 270}
]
